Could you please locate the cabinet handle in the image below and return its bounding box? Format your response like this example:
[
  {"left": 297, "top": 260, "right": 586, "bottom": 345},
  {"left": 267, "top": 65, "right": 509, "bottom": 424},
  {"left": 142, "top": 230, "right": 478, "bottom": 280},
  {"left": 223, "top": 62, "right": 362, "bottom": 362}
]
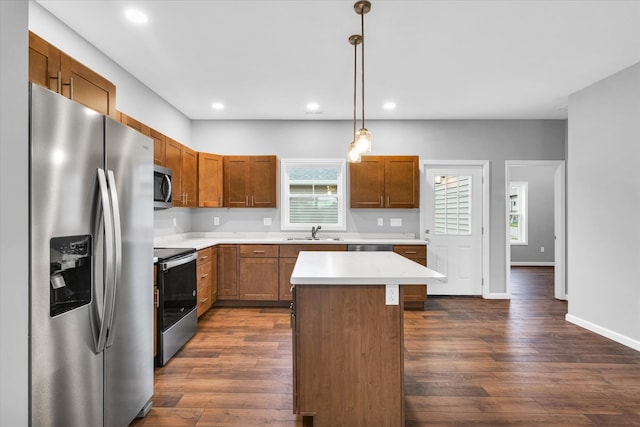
[
  {"left": 387, "top": 196, "right": 390, "bottom": 207},
  {"left": 154, "top": 288, "right": 159, "bottom": 308},
  {"left": 201, "top": 273, "right": 209, "bottom": 279},
  {"left": 62, "top": 77, "right": 74, "bottom": 99},
  {"left": 380, "top": 196, "right": 384, "bottom": 207},
  {"left": 405, "top": 251, "right": 417, "bottom": 254},
  {"left": 49, "top": 71, "right": 62, "bottom": 93},
  {"left": 253, "top": 250, "right": 265, "bottom": 254},
  {"left": 200, "top": 297, "right": 208, "bottom": 303},
  {"left": 200, "top": 256, "right": 209, "bottom": 261},
  {"left": 251, "top": 195, "right": 254, "bottom": 207}
]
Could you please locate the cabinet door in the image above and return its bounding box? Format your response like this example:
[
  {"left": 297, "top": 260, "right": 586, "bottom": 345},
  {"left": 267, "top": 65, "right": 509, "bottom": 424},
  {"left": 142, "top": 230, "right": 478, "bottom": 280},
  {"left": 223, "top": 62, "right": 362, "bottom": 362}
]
[
  {"left": 349, "top": 156, "right": 385, "bottom": 208},
  {"left": 251, "top": 156, "right": 277, "bottom": 208},
  {"left": 385, "top": 156, "right": 419, "bottom": 208},
  {"left": 223, "top": 156, "right": 251, "bottom": 207},
  {"left": 28, "top": 32, "right": 61, "bottom": 92},
  {"left": 165, "top": 137, "right": 183, "bottom": 207},
  {"left": 210, "top": 247, "right": 218, "bottom": 304},
  {"left": 119, "top": 112, "right": 150, "bottom": 136},
  {"left": 217, "top": 245, "right": 238, "bottom": 299},
  {"left": 182, "top": 146, "right": 198, "bottom": 207},
  {"left": 150, "top": 129, "right": 166, "bottom": 166},
  {"left": 239, "top": 258, "right": 278, "bottom": 300},
  {"left": 60, "top": 52, "right": 117, "bottom": 118},
  {"left": 394, "top": 245, "right": 427, "bottom": 305},
  {"left": 198, "top": 152, "right": 223, "bottom": 207},
  {"left": 278, "top": 258, "right": 297, "bottom": 301}
]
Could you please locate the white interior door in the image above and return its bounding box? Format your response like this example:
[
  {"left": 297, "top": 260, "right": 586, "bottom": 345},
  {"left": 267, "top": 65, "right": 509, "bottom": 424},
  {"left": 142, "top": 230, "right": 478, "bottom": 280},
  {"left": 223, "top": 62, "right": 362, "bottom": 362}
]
[{"left": 424, "top": 166, "right": 483, "bottom": 295}]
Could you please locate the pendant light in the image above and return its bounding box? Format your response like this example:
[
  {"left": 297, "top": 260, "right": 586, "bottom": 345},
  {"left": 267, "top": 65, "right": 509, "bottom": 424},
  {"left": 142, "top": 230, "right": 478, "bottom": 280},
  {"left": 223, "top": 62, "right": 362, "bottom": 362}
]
[
  {"left": 354, "top": 0, "right": 371, "bottom": 154},
  {"left": 347, "top": 34, "right": 362, "bottom": 163},
  {"left": 347, "top": 1, "right": 372, "bottom": 162}
]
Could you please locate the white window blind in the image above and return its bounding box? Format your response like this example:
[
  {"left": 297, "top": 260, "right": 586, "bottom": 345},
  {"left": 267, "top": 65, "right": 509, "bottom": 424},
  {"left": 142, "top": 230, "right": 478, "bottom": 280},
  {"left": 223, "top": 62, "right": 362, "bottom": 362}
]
[
  {"left": 281, "top": 159, "right": 346, "bottom": 230},
  {"left": 434, "top": 175, "right": 472, "bottom": 235},
  {"left": 509, "top": 181, "right": 528, "bottom": 245}
]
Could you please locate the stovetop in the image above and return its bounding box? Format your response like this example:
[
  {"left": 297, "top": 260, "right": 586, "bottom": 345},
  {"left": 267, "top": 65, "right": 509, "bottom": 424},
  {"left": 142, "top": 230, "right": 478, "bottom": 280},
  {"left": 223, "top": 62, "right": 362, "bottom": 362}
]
[{"left": 154, "top": 247, "right": 196, "bottom": 262}]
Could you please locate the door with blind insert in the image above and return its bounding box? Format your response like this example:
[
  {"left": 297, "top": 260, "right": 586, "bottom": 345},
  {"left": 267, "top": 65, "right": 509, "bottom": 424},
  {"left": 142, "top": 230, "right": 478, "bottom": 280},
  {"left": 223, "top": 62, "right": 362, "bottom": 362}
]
[{"left": 424, "top": 166, "right": 483, "bottom": 295}]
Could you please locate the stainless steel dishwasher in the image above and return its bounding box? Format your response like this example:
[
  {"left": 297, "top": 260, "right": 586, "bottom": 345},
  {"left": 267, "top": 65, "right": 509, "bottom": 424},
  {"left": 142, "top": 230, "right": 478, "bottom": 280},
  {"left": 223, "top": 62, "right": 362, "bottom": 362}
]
[{"left": 347, "top": 244, "right": 394, "bottom": 252}]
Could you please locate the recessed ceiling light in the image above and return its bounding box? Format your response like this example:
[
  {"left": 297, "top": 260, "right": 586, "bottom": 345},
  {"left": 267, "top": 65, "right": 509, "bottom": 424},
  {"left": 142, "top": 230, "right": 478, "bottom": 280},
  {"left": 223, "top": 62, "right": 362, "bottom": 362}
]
[
  {"left": 125, "top": 9, "right": 148, "bottom": 24},
  {"left": 383, "top": 101, "right": 396, "bottom": 110},
  {"left": 306, "top": 102, "right": 320, "bottom": 111},
  {"left": 211, "top": 102, "right": 225, "bottom": 111}
]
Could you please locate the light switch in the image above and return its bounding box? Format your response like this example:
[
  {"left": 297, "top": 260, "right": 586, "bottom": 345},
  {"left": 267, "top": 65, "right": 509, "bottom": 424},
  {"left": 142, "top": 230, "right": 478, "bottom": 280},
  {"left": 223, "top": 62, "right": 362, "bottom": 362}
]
[
  {"left": 172, "top": 218, "right": 177, "bottom": 227},
  {"left": 213, "top": 217, "right": 220, "bottom": 225}
]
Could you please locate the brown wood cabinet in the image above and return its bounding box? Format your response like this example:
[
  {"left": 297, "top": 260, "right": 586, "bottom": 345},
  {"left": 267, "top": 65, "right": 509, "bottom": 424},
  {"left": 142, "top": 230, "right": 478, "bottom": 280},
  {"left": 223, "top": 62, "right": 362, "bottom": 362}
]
[
  {"left": 239, "top": 245, "right": 279, "bottom": 300},
  {"left": 217, "top": 245, "right": 238, "bottom": 299},
  {"left": 29, "top": 31, "right": 117, "bottom": 119},
  {"left": 293, "top": 284, "right": 404, "bottom": 426},
  {"left": 196, "top": 247, "right": 213, "bottom": 317},
  {"left": 198, "top": 153, "right": 224, "bottom": 207},
  {"left": 119, "top": 112, "right": 150, "bottom": 135},
  {"left": 394, "top": 245, "right": 427, "bottom": 308},
  {"left": 223, "top": 156, "right": 277, "bottom": 208},
  {"left": 165, "top": 137, "right": 197, "bottom": 207},
  {"left": 151, "top": 129, "right": 166, "bottom": 166},
  {"left": 210, "top": 247, "right": 218, "bottom": 304},
  {"left": 278, "top": 244, "right": 347, "bottom": 301},
  {"left": 349, "top": 155, "right": 419, "bottom": 208}
]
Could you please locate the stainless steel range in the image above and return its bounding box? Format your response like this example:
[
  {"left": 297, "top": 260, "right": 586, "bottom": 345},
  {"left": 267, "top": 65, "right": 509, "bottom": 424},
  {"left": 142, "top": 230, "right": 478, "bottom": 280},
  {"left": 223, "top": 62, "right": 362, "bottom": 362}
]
[{"left": 154, "top": 247, "right": 198, "bottom": 366}]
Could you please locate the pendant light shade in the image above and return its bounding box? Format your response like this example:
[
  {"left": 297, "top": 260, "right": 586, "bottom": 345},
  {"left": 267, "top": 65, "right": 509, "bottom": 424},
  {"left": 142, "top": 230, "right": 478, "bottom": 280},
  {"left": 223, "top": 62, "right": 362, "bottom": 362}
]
[
  {"left": 355, "top": 128, "right": 371, "bottom": 153},
  {"left": 348, "top": 141, "right": 361, "bottom": 163}
]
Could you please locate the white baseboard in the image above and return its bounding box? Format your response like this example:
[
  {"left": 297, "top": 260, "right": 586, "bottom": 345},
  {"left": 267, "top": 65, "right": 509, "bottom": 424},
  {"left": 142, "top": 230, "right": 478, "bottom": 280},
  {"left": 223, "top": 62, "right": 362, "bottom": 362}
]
[
  {"left": 483, "top": 292, "right": 509, "bottom": 299},
  {"left": 510, "top": 262, "right": 555, "bottom": 267},
  {"left": 565, "top": 314, "right": 640, "bottom": 352}
]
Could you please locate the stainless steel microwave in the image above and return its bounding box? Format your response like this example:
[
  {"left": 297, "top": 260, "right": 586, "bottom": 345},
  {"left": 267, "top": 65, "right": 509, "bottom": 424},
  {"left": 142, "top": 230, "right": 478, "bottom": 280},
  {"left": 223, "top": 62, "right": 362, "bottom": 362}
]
[{"left": 154, "top": 165, "right": 173, "bottom": 209}]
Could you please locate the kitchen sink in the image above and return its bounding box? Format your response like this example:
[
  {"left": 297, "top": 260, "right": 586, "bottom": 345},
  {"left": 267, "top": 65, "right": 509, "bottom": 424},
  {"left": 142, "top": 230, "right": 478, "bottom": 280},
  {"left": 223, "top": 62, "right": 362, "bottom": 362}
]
[{"left": 285, "top": 237, "right": 343, "bottom": 241}]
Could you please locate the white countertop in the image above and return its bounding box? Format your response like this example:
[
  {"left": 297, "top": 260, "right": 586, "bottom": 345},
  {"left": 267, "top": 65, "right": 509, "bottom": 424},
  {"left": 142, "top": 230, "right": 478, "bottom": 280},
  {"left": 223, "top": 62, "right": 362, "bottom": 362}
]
[
  {"left": 290, "top": 251, "right": 445, "bottom": 285},
  {"left": 154, "top": 232, "right": 426, "bottom": 250}
]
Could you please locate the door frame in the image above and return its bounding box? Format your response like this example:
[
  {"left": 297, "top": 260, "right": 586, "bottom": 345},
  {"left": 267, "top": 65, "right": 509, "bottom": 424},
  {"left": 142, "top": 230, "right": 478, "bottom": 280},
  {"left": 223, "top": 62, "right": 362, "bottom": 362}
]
[
  {"left": 505, "top": 160, "right": 566, "bottom": 300},
  {"left": 420, "top": 160, "right": 490, "bottom": 297}
]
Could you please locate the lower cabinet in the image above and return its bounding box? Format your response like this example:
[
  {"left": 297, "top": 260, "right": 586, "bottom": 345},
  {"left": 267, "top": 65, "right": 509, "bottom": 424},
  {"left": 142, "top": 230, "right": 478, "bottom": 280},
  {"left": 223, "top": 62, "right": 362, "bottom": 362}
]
[
  {"left": 239, "top": 245, "right": 279, "bottom": 300},
  {"left": 393, "top": 245, "right": 428, "bottom": 308},
  {"left": 217, "top": 245, "right": 239, "bottom": 300},
  {"left": 197, "top": 247, "right": 213, "bottom": 317}
]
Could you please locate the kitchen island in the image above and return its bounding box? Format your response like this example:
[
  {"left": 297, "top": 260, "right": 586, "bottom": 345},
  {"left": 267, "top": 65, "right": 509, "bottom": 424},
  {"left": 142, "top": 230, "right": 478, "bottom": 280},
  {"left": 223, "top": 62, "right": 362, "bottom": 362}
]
[{"left": 290, "top": 251, "right": 444, "bottom": 427}]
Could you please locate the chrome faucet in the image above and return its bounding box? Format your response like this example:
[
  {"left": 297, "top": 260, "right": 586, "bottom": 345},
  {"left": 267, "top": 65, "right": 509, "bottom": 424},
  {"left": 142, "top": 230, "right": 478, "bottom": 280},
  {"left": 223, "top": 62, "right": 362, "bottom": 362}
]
[{"left": 311, "top": 225, "right": 322, "bottom": 239}]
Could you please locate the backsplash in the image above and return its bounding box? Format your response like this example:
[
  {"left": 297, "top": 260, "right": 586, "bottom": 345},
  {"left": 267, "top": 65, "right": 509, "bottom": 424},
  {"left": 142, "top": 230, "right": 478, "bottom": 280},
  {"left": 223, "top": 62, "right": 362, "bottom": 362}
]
[{"left": 154, "top": 208, "right": 193, "bottom": 237}]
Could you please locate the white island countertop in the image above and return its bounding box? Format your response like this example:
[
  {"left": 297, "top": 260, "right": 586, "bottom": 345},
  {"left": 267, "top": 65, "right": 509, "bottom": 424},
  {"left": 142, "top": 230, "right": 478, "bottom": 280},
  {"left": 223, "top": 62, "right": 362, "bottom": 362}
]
[{"left": 290, "top": 251, "right": 445, "bottom": 286}]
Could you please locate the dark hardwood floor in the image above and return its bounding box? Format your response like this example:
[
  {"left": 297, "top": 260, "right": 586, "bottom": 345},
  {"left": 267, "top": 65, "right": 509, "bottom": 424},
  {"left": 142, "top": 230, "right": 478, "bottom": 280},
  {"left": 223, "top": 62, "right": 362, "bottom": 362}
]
[{"left": 131, "top": 267, "right": 640, "bottom": 426}]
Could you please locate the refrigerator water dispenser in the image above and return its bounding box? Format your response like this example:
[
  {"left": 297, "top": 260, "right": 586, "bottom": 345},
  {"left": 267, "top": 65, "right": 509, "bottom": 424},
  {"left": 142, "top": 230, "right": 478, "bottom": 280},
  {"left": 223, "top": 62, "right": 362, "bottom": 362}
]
[{"left": 50, "top": 235, "right": 92, "bottom": 317}]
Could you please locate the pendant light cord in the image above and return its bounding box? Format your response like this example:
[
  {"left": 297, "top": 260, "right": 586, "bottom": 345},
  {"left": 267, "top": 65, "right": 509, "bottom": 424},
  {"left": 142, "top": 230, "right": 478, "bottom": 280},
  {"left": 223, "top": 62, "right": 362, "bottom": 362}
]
[
  {"left": 353, "top": 40, "right": 358, "bottom": 141},
  {"left": 361, "top": 11, "right": 365, "bottom": 129}
]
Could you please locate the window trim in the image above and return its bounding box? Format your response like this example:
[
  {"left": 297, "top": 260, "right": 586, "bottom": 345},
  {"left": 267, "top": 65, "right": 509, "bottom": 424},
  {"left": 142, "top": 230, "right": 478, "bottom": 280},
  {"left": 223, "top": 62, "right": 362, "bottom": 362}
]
[
  {"left": 280, "top": 158, "right": 347, "bottom": 231},
  {"left": 509, "top": 181, "right": 528, "bottom": 245}
]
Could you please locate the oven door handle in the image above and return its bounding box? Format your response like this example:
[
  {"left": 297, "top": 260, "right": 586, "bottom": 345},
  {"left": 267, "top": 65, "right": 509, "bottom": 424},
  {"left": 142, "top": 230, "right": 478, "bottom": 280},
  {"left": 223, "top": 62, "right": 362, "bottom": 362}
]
[{"left": 161, "top": 252, "right": 197, "bottom": 271}]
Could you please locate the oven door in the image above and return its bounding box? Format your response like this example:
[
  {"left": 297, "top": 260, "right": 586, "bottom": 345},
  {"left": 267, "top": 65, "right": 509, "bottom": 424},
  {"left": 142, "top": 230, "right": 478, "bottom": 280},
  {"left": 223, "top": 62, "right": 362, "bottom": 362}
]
[
  {"left": 158, "top": 253, "right": 197, "bottom": 332},
  {"left": 154, "top": 165, "right": 173, "bottom": 209}
]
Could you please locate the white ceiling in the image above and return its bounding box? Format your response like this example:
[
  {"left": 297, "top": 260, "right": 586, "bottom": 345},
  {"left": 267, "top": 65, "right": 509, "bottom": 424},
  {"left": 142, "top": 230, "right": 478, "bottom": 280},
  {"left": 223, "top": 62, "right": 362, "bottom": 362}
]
[{"left": 36, "top": 0, "right": 640, "bottom": 120}]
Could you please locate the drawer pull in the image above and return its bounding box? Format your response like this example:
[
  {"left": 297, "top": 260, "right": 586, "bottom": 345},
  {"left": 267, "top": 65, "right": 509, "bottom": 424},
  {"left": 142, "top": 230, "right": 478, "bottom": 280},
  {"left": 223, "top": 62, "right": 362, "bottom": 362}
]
[
  {"left": 405, "top": 251, "right": 417, "bottom": 254},
  {"left": 200, "top": 256, "right": 208, "bottom": 261},
  {"left": 200, "top": 297, "right": 208, "bottom": 303},
  {"left": 253, "top": 250, "right": 265, "bottom": 254},
  {"left": 201, "top": 273, "right": 209, "bottom": 279}
]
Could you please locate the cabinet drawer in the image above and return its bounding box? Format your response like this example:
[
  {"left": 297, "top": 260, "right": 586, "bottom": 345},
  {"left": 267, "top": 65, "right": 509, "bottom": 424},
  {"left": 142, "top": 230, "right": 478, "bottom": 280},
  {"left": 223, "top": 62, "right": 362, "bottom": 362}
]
[
  {"left": 197, "top": 280, "right": 212, "bottom": 317},
  {"left": 198, "top": 247, "right": 213, "bottom": 264},
  {"left": 279, "top": 244, "right": 346, "bottom": 258},
  {"left": 239, "top": 244, "right": 279, "bottom": 258},
  {"left": 393, "top": 245, "right": 426, "bottom": 261},
  {"left": 198, "top": 262, "right": 212, "bottom": 285}
]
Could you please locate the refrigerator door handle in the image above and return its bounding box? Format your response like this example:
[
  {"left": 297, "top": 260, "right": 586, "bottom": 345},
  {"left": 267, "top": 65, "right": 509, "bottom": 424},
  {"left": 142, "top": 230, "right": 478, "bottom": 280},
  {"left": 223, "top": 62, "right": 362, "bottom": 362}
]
[
  {"left": 105, "top": 170, "right": 122, "bottom": 348},
  {"left": 92, "top": 167, "right": 115, "bottom": 354}
]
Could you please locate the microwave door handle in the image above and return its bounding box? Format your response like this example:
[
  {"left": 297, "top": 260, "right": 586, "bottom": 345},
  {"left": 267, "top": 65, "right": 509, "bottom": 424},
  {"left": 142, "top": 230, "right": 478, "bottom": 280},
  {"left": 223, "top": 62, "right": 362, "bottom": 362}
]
[
  {"left": 105, "top": 170, "right": 122, "bottom": 348},
  {"left": 162, "top": 174, "right": 172, "bottom": 202},
  {"left": 91, "top": 168, "right": 114, "bottom": 354}
]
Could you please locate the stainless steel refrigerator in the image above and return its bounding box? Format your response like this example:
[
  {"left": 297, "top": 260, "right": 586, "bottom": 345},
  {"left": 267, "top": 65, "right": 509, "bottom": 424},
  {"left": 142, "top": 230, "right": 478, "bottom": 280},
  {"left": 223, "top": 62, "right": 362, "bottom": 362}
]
[{"left": 29, "top": 84, "right": 154, "bottom": 426}]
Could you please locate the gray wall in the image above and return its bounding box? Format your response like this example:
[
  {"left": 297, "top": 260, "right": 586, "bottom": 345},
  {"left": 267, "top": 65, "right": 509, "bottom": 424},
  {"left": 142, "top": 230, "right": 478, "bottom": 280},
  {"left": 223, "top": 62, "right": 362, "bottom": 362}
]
[
  {"left": 0, "top": 1, "right": 29, "bottom": 425},
  {"left": 189, "top": 119, "right": 566, "bottom": 294},
  {"left": 567, "top": 62, "right": 640, "bottom": 347},
  {"left": 510, "top": 165, "right": 555, "bottom": 264}
]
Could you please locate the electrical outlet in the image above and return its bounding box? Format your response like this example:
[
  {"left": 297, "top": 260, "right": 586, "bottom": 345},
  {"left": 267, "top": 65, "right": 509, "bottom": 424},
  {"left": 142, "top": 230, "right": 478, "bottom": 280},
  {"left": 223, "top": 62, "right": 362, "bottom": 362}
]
[
  {"left": 390, "top": 218, "right": 402, "bottom": 227},
  {"left": 172, "top": 218, "right": 177, "bottom": 227},
  {"left": 377, "top": 218, "right": 384, "bottom": 226},
  {"left": 213, "top": 217, "right": 220, "bottom": 226},
  {"left": 386, "top": 284, "right": 399, "bottom": 305},
  {"left": 264, "top": 217, "right": 272, "bottom": 226},
  {"left": 540, "top": 246, "right": 545, "bottom": 253}
]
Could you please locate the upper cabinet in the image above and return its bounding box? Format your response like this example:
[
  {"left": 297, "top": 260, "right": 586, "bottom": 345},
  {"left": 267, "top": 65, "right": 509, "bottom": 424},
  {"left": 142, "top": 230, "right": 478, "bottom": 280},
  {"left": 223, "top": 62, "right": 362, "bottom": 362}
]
[
  {"left": 198, "top": 153, "right": 224, "bottom": 208},
  {"left": 150, "top": 129, "right": 166, "bottom": 166},
  {"left": 29, "top": 32, "right": 117, "bottom": 119},
  {"left": 349, "top": 155, "right": 419, "bottom": 209},
  {"left": 223, "top": 156, "right": 277, "bottom": 208},
  {"left": 165, "top": 137, "right": 197, "bottom": 207}
]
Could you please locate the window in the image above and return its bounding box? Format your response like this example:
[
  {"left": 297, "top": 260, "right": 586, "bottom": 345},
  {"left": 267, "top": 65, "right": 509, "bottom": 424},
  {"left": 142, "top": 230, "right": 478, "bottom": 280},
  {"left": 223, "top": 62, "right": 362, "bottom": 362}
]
[
  {"left": 281, "top": 159, "right": 346, "bottom": 230},
  {"left": 434, "top": 175, "right": 472, "bottom": 235},
  {"left": 509, "top": 182, "right": 528, "bottom": 245}
]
